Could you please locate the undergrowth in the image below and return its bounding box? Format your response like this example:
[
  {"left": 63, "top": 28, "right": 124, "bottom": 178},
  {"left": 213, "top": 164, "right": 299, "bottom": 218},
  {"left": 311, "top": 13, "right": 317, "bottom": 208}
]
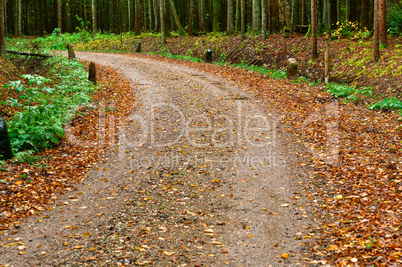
[{"left": 2, "top": 56, "right": 94, "bottom": 161}]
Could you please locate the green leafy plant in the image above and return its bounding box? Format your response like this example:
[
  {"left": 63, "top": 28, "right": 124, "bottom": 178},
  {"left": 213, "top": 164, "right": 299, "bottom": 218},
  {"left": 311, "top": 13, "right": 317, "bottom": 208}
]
[
  {"left": 370, "top": 97, "right": 402, "bottom": 111},
  {"left": 324, "top": 82, "right": 372, "bottom": 102},
  {"left": 2, "top": 57, "right": 94, "bottom": 156}
]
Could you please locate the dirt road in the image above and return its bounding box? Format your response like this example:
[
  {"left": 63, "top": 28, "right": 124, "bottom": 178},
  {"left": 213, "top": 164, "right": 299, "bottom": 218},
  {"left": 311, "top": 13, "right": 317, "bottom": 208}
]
[{"left": 0, "top": 52, "right": 316, "bottom": 266}]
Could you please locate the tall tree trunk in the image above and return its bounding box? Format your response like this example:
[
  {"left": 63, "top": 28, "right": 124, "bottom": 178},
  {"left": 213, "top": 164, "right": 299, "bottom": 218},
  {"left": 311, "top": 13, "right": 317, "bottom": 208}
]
[
  {"left": 329, "top": 0, "right": 337, "bottom": 29},
  {"left": 252, "top": 0, "right": 261, "bottom": 31},
  {"left": 143, "top": 0, "right": 147, "bottom": 32},
  {"left": 153, "top": 0, "right": 159, "bottom": 32},
  {"left": 261, "top": 0, "right": 267, "bottom": 39},
  {"left": 241, "top": 0, "right": 245, "bottom": 36},
  {"left": 379, "top": 0, "right": 386, "bottom": 45},
  {"left": 198, "top": 0, "right": 205, "bottom": 32},
  {"left": 374, "top": 0, "right": 379, "bottom": 62},
  {"left": 148, "top": 0, "right": 152, "bottom": 31},
  {"left": 169, "top": 0, "right": 184, "bottom": 34},
  {"left": 361, "top": 0, "right": 368, "bottom": 27},
  {"left": 235, "top": 0, "right": 240, "bottom": 31},
  {"left": 227, "top": 0, "right": 234, "bottom": 34},
  {"left": 212, "top": 0, "right": 220, "bottom": 32},
  {"left": 135, "top": 0, "right": 140, "bottom": 34},
  {"left": 188, "top": 0, "right": 194, "bottom": 35},
  {"left": 311, "top": 0, "right": 317, "bottom": 59},
  {"left": 0, "top": 0, "right": 5, "bottom": 57},
  {"left": 17, "top": 0, "right": 21, "bottom": 36},
  {"left": 301, "top": 0, "right": 306, "bottom": 24},
  {"left": 57, "top": 0, "right": 62, "bottom": 30},
  {"left": 160, "top": 0, "right": 166, "bottom": 46},
  {"left": 349, "top": 0, "right": 356, "bottom": 21},
  {"left": 92, "top": 0, "right": 97, "bottom": 32}
]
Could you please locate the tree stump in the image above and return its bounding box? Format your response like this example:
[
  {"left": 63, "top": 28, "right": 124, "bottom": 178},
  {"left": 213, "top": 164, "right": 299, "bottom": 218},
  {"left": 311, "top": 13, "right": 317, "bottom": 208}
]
[
  {"left": 67, "top": 44, "right": 75, "bottom": 60},
  {"left": 205, "top": 49, "right": 213, "bottom": 63},
  {"left": 88, "top": 62, "right": 96, "bottom": 85},
  {"left": 286, "top": 58, "right": 298, "bottom": 80},
  {"left": 0, "top": 117, "right": 13, "bottom": 160},
  {"left": 136, "top": 41, "right": 142, "bottom": 53}
]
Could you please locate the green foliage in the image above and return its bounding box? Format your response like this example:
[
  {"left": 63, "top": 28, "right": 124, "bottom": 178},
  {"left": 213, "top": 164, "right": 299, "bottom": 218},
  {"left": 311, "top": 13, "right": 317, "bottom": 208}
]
[
  {"left": 324, "top": 82, "right": 373, "bottom": 102},
  {"left": 154, "top": 49, "right": 203, "bottom": 62},
  {"left": 370, "top": 97, "right": 402, "bottom": 111},
  {"left": 0, "top": 160, "right": 7, "bottom": 172},
  {"left": 332, "top": 21, "right": 371, "bottom": 40},
  {"left": 2, "top": 57, "right": 94, "bottom": 155},
  {"left": 231, "top": 63, "right": 287, "bottom": 80},
  {"left": 388, "top": 3, "right": 402, "bottom": 36}
]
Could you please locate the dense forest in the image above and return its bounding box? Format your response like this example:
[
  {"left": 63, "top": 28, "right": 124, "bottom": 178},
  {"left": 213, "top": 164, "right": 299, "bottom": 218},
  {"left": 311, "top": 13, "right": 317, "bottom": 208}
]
[{"left": 0, "top": 0, "right": 401, "bottom": 37}]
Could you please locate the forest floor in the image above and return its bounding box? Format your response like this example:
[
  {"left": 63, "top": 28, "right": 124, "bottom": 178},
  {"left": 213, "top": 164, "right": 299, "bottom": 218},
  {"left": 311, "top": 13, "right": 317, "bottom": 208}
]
[{"left": 0, "top": 40, "right": 401, "bottom": 266}]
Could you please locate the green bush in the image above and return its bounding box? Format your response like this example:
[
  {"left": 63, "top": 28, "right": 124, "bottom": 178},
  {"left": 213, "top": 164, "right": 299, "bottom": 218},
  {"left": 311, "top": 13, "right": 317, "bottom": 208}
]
[
  {"left": 324, "top": 82, "right": 372, "bottom": 102},
  {"left": 2, "top": 57, "right": 94, "bottom": 154}
]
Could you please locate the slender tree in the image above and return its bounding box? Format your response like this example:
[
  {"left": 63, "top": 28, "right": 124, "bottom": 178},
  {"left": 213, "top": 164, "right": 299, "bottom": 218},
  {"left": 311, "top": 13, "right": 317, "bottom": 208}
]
[
  {"left": 261, "top": 0, "right": 267, "bottom": 40},
  {"left": 0, "top": 0, "right": 5, "bottom": 57},
  {"left": 374, "top": 0, "right": 380, "bottom": 62},
  {"left": 169, "top": 0, "right": 184, "bottom": 34},
  {"left": 311, "top": 0, "right": 318, "bottom": 59},
  {"left": 57, "top": 0, "right": 62, "bottom": 30},
  {"left": 235, "top": 0, "right": 240, "bottom": 31},
  {"left": 188, "top": 0, "right": 194, "bottom": 35},
  {"left": 361, "top": 0, "right": 369, "bottom": 28},
  {"left": 227, "top": 0, "right": 234, "bottom": 34},
  {"left": 241, "top": 0, "right": 245, "bottom": 37},
  {"left": 92, "top": 0, "right": 97, "bottom": 32},
  {"left": 379, "top": 0, "right": 387, "bottom": 45},
  {"left": 135, "top": 0, "right": 140, "bottom": 34},
  {"left": 160, "top": 0, "right": 166, "bottom": 46},
  {"left": 212, "top": 0, "right": 220, "bottom": 32},
  {"left": 252, "top": 0, "right": 261, "bottom": 31},
  {"left": 198, "top": 0, "right": 205, "bottom": 32},
  {"left": 148, "top": 0, "right": 152, "bottom": 31},
  {"left": 153, "top": 0, "right": 159, "bottom": 32},
  {"left": 17, "top": 0, "right": 22, "bottom": 36}
]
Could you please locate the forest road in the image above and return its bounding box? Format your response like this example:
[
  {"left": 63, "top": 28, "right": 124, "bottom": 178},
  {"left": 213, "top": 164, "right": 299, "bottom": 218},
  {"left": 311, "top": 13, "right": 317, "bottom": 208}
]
[{"left": 0, "top": 52, "right": 316, "bottom": 266}]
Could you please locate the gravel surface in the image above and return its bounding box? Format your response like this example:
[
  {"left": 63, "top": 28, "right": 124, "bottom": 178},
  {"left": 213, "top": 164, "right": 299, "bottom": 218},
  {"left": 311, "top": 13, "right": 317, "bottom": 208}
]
[{"left": 0, "top": 52, "right": 317, "bottom": 266}]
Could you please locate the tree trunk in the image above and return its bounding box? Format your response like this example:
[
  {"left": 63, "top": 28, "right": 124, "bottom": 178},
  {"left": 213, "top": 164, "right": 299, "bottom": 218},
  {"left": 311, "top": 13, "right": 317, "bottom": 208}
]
[
  {"left": 349, "top": 0, "right": 356, "bottom": 21},
  {"left": 329, "top": 0, "right": 337, "bottom": 29},
  {"left": 241, "top": 0, "right": 245, "bottom": 36},
  {"left": 235, "top": 0, "right": 240, "bottom": 31},
  {"left": 135, "top": 0, "right": 140, "bottom": 34},
  {"left": 17, "top": 0, "right": 21, "bottom": 36},
  {"left": 160, "top": 0, "right": 166, "bottom": 46},
  {"left": 212, "top": 0, "right": 220, "bottom": 32},
  {"left": 311, "top": 0, "right": 317, "bottom": 59},
  {"left": 153, "top": 0, "right": 159, "bottom": 32},
  {"left": 252, "top": 0, "right": 261, "bottom": 31},
  {"left": 379, "top": 0, "right": 386, "bottom": 45},
  {"left": 57, "top": 0, "right": 62, "bottom": 30},
  {"left": 143, "top": 0, "right": 147, "bottom": 32},
  {"left": 301, "top": 0, "right": 306, "bottom": 24},
  {"left": 198, "top": 0, "right": 205, "bottom": 32},
  {"left": 227, "top": 0, "right": 234, "bottom": 34},
  {"left": 261, "top": 0, "right": 267, "bottom": 40},
  {"left": 169, "top": 0, "right": 184, "bottom": 34},
  {"left": 148, "top": 0, "right": 152, "bottom": 31},
  {"left": 92, "top": 0, "right": 97, "bottom": 32},
  {"left": 188, "top": 0, "right": 194, "bottom": 35},
  {"left": 361, "top": 0, "right": 368, "bottom": 28},
  {"left": 0, "top": 0, "right": 5, "bottom": 57},
  {"left": 373, "top": 0, "right": 379, "bottom": 62}
]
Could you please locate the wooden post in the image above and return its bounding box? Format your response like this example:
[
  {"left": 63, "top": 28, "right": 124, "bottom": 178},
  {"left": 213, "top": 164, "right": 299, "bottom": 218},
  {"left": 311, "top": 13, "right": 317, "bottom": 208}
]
[
  {"left": 286, "top": 58, "right": 298, "bottom": 80},
  {"left": 67, "top": 44, "right": 75, "bottom": 60},
  {"left": 136, "top": 40, "right": 142, "bottom": 52},
  {"left": 89, "top": 62, "right": 96, "bottom": 85},
  {"left": 206, "top": 49, "right": 213, "bottom": 63},
  {"left": 324, "top": 32, "right": 331, "bottom": 84}
]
